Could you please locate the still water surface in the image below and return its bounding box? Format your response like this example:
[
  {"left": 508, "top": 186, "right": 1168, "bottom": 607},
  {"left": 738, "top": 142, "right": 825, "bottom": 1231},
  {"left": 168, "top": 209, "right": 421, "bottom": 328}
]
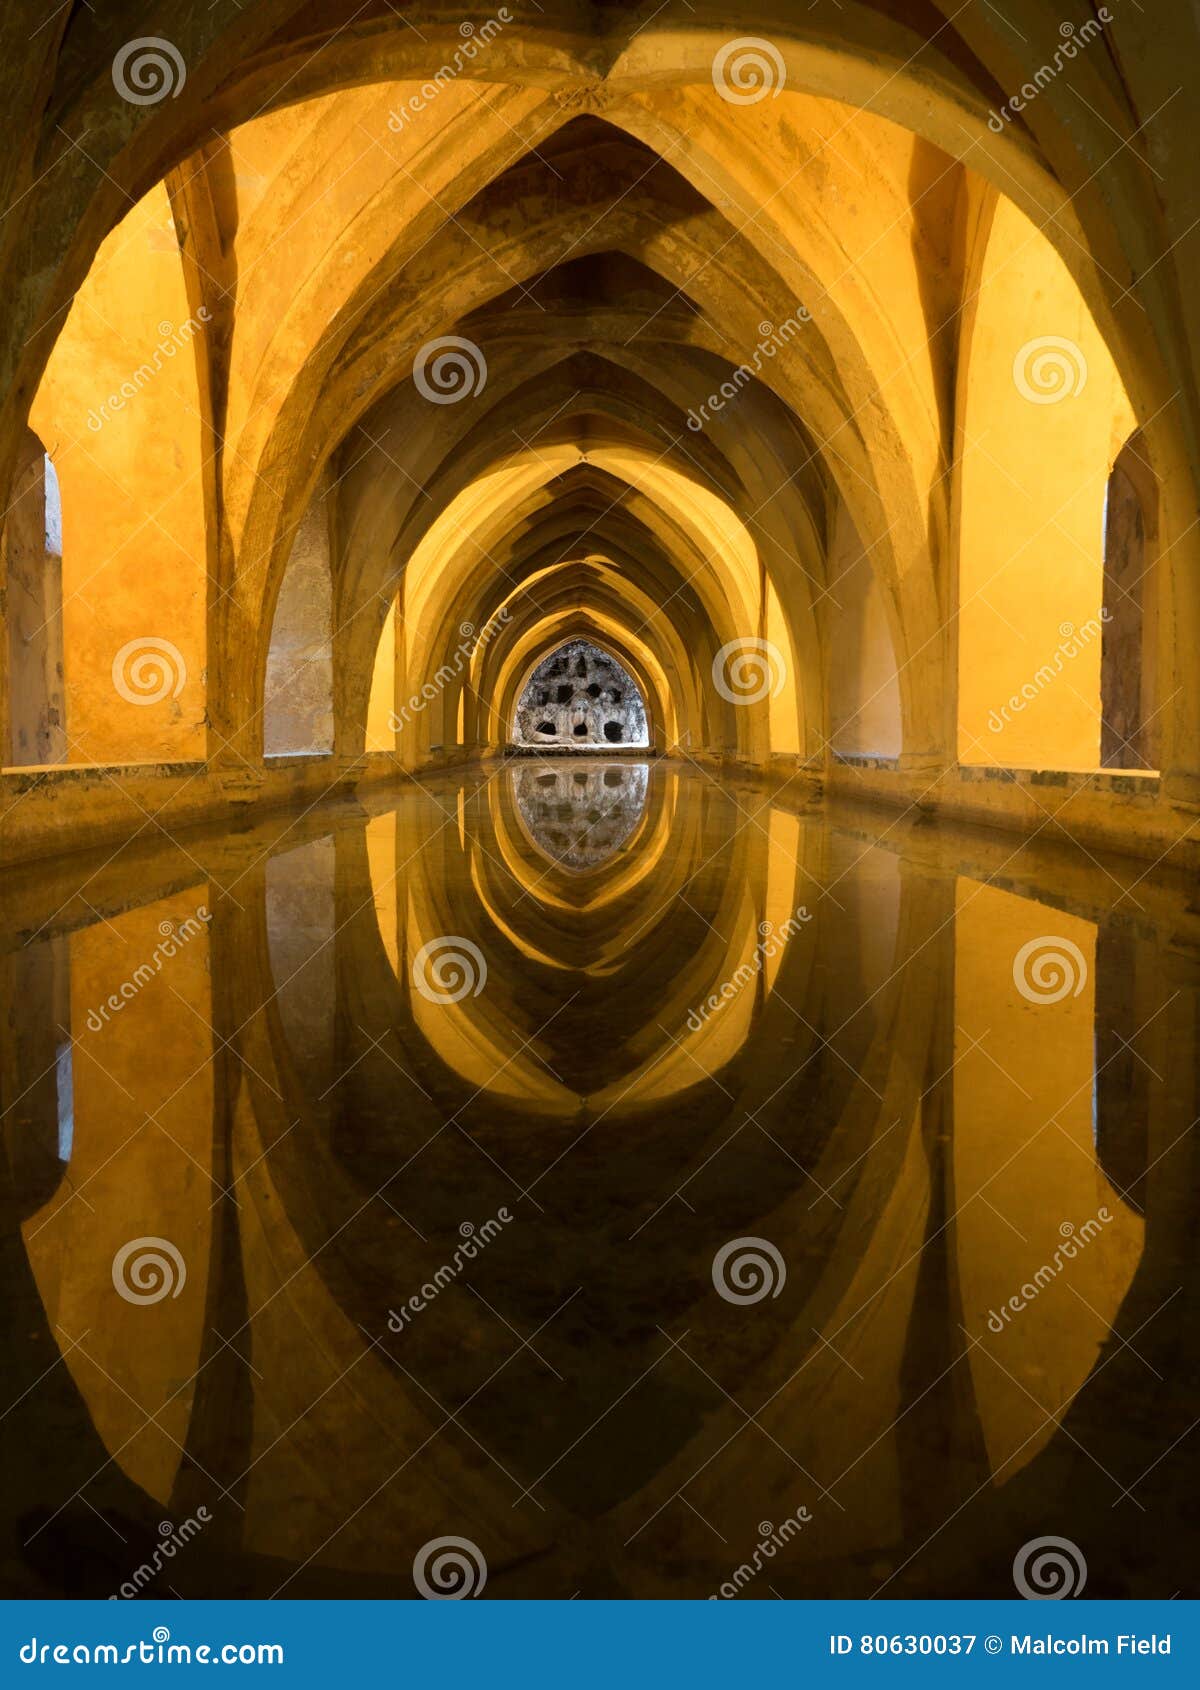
[{"left": 1, "top": 760, "right": 1196, "bottom": 1598}]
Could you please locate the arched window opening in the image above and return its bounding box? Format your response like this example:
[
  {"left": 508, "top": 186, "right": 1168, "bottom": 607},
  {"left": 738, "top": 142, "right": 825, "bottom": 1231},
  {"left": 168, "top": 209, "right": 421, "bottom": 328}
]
[
  {"left": 3, "top": 431, "right": 66, "bottom": 766},
  {"left": 1101, "top": 433, "right": 1158, "bottom": 771},
  {"left": 43, "top": 454, "right": 62, "bottom": 559},
  {"left": 264, "top": 476, "right": 335, "bottom": 757},
  {"left": 512, "top": 640, "right": 650, "bottom": 750}
]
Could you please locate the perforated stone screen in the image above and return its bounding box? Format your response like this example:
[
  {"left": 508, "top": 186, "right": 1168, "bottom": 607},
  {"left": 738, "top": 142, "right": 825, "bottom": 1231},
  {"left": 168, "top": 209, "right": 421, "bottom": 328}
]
[{"left": 512, "top": 640, "right": 650, "bottom": 748}]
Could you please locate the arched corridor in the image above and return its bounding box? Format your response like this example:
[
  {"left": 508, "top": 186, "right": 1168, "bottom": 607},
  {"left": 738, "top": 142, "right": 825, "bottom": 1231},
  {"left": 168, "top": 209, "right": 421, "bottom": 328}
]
[{"left": 2, "top": 0, "right": 1200, "bottom": 1606}]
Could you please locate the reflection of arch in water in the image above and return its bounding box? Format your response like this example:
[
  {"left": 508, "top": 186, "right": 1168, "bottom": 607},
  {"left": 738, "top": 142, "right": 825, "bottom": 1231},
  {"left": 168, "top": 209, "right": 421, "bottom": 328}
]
[
  {"left": 511, "top": 760, "right": 650, "bottom": 871},
  {"left": 364, "top": 767, "right": 825, "bottom": 1110},
  {"left": 4, "top": 793, "right": 1179, "bottom": 1592}
]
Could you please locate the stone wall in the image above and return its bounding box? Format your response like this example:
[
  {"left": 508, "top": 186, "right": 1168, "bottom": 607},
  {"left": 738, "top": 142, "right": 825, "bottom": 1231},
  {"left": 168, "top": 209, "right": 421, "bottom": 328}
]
[{"left": 513, "top": 641, "right": 649, "bottom": 749}]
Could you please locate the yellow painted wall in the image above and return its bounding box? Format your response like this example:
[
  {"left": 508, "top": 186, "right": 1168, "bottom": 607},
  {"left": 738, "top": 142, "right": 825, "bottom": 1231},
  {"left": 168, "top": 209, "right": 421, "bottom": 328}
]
[
  {"left": 957, "top": 198, "right": 1136, "bottom": 770},
  {"left": 29, "top": 185, "right": 207, "bottom": 764},
  {"left": 827, "top": 501, "right": 902, "bottom": 757}
]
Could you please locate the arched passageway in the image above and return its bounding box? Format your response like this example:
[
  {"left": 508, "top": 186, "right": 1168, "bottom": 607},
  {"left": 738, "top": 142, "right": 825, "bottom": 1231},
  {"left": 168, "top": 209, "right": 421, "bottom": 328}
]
[
  {"left": 2, "top": 0, "right": 1200, "bottom": 1611},
  {"left": 1, "top": 1, "right": 1198, "bottom": 867}
]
